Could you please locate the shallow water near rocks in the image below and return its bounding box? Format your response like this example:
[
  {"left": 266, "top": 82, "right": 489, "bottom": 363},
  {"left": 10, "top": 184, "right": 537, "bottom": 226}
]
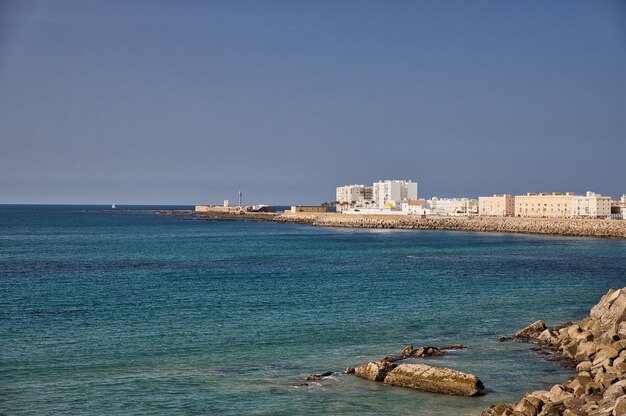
[{"left": 1, "top": 205, "right": 626, "bottom": 415}]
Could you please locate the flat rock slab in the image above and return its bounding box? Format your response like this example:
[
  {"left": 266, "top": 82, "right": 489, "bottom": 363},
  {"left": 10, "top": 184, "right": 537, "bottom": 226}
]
[{"left": 383, "top": 364, "right": 485, "bottom": 396}]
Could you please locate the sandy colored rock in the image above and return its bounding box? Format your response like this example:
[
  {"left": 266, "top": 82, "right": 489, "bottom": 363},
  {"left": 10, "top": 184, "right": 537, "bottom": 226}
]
[
  {"left": 354, "top": 361, "right": 396, "bottom": 382},
  {"left": 575, "top": 341, "right": 599, "bottom": 361},
  {"left": 577, "top": 361, "right": 593, "bottom": 372},
  {"left": 480, "top": 403, "right": 514, "bottom": 416},
  {"left": 515, "top": 320, "right": 547, "bottom": 339},
  {"left": 594, "top": 346, "right": 620, "bottom": 365},
  {"left": 513, "top": 396, "right": 544, "bottom": 415},
  {"left": 383, "top": 363, "right": 484, "bottom": 396},
  {"left": 613, "top": 395, "right": 626, "bottom": 416}
]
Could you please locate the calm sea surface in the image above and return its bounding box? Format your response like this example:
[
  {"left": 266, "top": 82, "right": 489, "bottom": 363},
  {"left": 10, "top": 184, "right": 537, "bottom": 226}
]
[{"left": 1, "top": 205, "right": 625, "bottom": 415}]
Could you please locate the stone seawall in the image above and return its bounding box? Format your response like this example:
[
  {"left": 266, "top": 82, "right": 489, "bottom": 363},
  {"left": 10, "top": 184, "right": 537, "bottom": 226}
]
[{"left": 275, "top": 213, "right": 626, "bottom": 239}]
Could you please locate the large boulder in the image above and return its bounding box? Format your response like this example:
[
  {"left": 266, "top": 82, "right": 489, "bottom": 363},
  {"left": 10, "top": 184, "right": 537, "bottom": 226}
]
[
  {"left": 514, "top": 320, "right": 547, "bottom": 340},
  {"left": 383, "top": 363, "right": 484, "bottom": 396},
  {"left": 354, "top": 361, "right": 396, "bottom": 381},
  {"left": 590, "top": 289, "right": 626, "bottom": 326}
]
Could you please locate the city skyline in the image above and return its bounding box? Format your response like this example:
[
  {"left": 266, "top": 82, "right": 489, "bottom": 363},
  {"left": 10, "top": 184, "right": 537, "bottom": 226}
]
[{"left": 1, "top": 1, "right": 625, "bottom": 205}]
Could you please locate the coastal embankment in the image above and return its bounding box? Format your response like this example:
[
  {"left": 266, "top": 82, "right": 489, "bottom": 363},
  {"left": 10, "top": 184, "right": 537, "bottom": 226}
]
[{"left": 274, "top": 213, "right": 626, "bottom": 239}]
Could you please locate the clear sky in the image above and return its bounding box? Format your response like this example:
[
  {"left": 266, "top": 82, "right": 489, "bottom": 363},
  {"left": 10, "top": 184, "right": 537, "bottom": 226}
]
[{"left": 1, "top": 1, "right": 625, "bottom": 205}]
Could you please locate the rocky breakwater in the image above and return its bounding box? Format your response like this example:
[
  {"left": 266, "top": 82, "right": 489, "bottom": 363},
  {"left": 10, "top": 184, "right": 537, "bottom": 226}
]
[
  {"left": 483, "top": 287, "right": 626, "bottom": 416},
  {"left": 275, "top": 213, "right": 626, "bottom": 239}
]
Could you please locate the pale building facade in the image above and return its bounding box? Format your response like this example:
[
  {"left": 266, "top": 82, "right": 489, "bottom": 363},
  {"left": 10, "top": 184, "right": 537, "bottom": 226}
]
[
  {"left": 336, "top": 184, "right": 373, "bottom": 212},
  {"left": 478, "top": 194, "right": 515, "bottom": 217},
  {"left": 372, "top": 180, "right": 418, "bottom": 209},
  {"left": 571, "top": 192, "right": 611, "bottom": 218},
  {"left": 514, "top": 192, "right": 575, "bottom": 218},
  {"left": 427, "top": 197, "right": 478, "bottom": 216},
  {"left": 401, "top": 199, "right": 431, "bottom": 215}
]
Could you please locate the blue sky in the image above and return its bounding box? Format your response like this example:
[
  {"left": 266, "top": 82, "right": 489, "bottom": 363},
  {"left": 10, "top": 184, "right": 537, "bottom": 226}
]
[{"left": 1, "top": 0, "right": 625, "bottom": 205}]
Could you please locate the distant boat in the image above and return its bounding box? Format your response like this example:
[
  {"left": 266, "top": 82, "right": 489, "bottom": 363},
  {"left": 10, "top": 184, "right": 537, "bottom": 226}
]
[{"left": 112, "top": 204, "right": 116, "bottom": 209}]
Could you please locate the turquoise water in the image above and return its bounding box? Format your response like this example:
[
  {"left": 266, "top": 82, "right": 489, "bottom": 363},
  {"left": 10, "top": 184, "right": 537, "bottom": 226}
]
[{"left": 1, "top": 205, "right": 625, "bottom": 415}]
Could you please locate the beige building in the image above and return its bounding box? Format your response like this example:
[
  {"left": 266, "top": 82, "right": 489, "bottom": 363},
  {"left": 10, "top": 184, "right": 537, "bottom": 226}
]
[
  {"left": 478, "top": 194, "right": 515, "bottom": 217},
  {"left": 572, "top": 192, "right": 611, "bottom": 218},
  {"left": 514, "top": 192, "right": 575, "bottom": 218}
]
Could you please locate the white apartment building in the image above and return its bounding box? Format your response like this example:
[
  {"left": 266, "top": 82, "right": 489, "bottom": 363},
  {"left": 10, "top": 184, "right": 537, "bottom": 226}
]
[
  {"left": 427, "top": 197, "right": 478, "bottom": 216},
  {"left": 373, "top": 180, "right": 418, "bottom": 209},
  {"left": 571, "top": 192, "right": 611, "bottom": 218},
  {"left": 336, "top": 184, "right": 373, "bottom": 212},
  {"left": 478, "top": 194, "right": 515, "bottom": 217}
]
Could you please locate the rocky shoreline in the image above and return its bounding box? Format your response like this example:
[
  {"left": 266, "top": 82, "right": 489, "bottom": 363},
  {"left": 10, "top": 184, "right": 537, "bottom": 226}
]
[
  {"left": 275, "top": 213, "right": 626, "bottom": 239},
  {"left": 112, "top": 210, "right": 626, "bottom": 239},
  {"left": 300, "top": 288, "right": 626, "bottom": 415},
  {"left": 483, "top": 287, "right": 626, "bottom": 416}
]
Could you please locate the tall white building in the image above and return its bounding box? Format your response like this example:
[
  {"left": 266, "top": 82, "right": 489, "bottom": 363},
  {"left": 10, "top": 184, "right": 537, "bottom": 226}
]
[
  {"left": 372, "top": 180, "right": 418, "bottom": 209},
  {"left": 571, "top": 192, "right": 611, "bottom": 218}
]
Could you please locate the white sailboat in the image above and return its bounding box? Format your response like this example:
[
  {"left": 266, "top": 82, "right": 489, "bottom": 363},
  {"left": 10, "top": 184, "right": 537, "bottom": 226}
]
[{"left": 112, "top": 203, "right": 116, "bottom": 209}]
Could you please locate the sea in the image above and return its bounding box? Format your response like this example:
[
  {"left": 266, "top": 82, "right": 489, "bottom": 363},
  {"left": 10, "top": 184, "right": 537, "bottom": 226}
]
[{"left": 1, "top": 205, "right": 625, "bottom": 415}]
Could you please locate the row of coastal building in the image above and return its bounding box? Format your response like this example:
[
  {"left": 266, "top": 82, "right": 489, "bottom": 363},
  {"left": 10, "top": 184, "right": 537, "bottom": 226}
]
[{"left": 291, "top": 180, "right": 626, "bottom": 219}]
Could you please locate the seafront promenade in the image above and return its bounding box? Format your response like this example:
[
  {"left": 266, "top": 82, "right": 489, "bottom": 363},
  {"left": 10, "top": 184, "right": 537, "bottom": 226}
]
[{"left": 274, "top": 212, "right": 626, "bottom": 239}]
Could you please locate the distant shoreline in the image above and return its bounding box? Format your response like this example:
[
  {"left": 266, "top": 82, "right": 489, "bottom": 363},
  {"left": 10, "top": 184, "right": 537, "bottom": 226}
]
[{"left": 133, "top": 209, "right": 626, "bottom": 239}]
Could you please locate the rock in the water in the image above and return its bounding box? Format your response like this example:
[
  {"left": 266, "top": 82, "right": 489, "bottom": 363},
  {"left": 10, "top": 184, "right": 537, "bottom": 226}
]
[
  {"left": 401, "top": 345, "right": 416, "bottom": 357},
  {"left": 514, "top": 320, "right": 547, "bottom": 340},
  {"left": 354, "top": 361, "right": 396, "bottom": 382},
  {"left": 306, "top": 370, "right": 333, "bottom": 381},
  {"left": 439, "top": 343, "right": 464, "bottom": 350},
  {"left": 345, "top": 367, "right": 355, "bottom": 374},
  {"left": 383, "top": 363, "right": 484, "bottom": 396}
]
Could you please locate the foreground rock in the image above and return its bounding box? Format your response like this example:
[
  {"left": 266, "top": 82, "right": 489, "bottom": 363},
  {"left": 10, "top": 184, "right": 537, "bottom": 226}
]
[
  {"left": 384, "top": 364, "right": 485, "bottom": 396},
  {"left": 483, "top": 287, "right": 626, "bottom": 416}
]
